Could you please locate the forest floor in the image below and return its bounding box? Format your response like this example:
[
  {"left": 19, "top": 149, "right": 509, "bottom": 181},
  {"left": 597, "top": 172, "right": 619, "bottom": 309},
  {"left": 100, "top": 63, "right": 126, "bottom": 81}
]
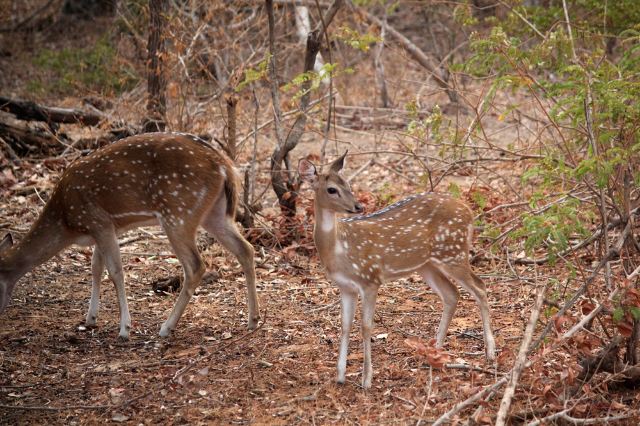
[
  {"left": 2, "top": 6, "right": 640, "bottom": 426},
  {"left": 2, "top": 141, "right": 639, "bottom": 425},
  {"left": 0, "top": 187, "right": 571, "bottom": 424}
]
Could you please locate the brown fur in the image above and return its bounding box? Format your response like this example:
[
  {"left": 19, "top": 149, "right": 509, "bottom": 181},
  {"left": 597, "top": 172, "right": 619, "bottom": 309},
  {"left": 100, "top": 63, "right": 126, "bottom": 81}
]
[
  {"left": 223, "top": 166, "right": 238, "bottom": 218},
  {"left": 299, "top": 155, "right": 495, "bottom": 389},
  {"left": 0, "top": 132, "right": 260, "bottom": 337}
]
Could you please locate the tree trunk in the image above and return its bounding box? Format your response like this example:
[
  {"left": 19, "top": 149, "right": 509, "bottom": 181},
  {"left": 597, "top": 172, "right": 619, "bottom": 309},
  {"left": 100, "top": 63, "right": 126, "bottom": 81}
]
[
  {"left": 266, "top": 0, "right": 343, "bottom": 218},
  {"left": 143, "top": 0, "right": 168, "bottom": 133},
  {"left": 225, "top": 91, "right": 238, "bottom": 161},
  {"left": 295, "top": 6, "right": 328, "bottom": 84}
]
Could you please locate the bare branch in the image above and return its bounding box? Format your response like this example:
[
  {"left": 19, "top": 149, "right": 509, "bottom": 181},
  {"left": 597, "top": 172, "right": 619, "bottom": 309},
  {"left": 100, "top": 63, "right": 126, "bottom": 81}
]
[
  {"left": 495, "top": 283, "right": 547, "bottom": 426},
  {"left": 358, "top": 6, "right": 457, "bottom": 102}
]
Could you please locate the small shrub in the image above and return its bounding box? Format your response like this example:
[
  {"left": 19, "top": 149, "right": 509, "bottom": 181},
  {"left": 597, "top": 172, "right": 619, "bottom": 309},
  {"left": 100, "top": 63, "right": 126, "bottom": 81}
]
[{"left": 29, "top": 36, "right": 138, "bottom": 96}]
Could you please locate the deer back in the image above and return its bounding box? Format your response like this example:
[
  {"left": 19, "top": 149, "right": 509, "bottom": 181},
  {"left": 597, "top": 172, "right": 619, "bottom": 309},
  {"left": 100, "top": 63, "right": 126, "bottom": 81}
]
[
  {"left": 337, "top": 193, "right": 474, "bottom": 281},
  {"left": 53, "top": 133, "right": 234, "bottom": 234}
]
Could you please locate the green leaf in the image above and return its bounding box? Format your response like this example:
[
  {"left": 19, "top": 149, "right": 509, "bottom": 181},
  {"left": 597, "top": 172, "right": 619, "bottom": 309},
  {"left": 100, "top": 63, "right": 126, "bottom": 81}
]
[
  {"left": 613, "top": 307, "right": 625, "bottom": 323},
  {"left": 447, "top": 182, "right": 461, "bottom": 198},
  {"left": 336, "top": 26, "right": 381, "bottom": 52}
]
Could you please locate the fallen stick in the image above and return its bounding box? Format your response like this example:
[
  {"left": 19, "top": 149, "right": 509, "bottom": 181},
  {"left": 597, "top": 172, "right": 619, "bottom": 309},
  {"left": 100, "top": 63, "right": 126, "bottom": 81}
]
[
  {"left": 495, "top": 284, "right": 547, "bottom": 426},
  {"left": 0, "top": 96, "right": 105, "bottom": 126},
  {"left": 432, "top": 373, "right": 513, "bottom": 426}
]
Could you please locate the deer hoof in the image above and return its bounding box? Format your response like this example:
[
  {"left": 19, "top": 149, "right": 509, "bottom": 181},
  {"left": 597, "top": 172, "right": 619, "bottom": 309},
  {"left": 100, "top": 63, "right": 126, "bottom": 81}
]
[{"left": 159, "top": 324, "right": 172, "bottom": 338}]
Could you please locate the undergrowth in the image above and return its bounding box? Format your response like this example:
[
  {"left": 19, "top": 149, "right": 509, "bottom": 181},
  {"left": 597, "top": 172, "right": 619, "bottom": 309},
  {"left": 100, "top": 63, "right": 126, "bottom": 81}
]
[{"left": 27, "top": 35, "right": 138, "bottom": 96}]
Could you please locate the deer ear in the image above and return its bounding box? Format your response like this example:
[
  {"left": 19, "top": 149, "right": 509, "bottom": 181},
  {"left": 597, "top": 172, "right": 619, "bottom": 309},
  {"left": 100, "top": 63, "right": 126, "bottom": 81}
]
[
  {"left": 298, "top": 159, "right": 318, "bottom": 183},
  {"left": 0, "top": 233, "right": 13, "bottom": 252},
  {"left": 329, "top": 151, "right": 348, "bottom": 173}
]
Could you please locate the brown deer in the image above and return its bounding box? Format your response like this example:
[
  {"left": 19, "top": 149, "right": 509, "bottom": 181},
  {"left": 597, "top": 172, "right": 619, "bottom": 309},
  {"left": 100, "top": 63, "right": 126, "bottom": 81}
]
[
  {"left": 298, "top": 153, "right": 495, "bottom": 389},
  {"left": 0, "top": 132, "right": 259, "bottom": 339}
]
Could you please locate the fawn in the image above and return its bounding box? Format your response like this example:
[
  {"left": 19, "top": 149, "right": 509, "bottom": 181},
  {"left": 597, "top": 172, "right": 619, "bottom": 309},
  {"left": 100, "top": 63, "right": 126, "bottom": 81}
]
[
  {"left": 0, "top": 132, "right": 259, "bottom": 338},
  {"left": 299, "top": 153, "right": 495, "bottom": 389}
]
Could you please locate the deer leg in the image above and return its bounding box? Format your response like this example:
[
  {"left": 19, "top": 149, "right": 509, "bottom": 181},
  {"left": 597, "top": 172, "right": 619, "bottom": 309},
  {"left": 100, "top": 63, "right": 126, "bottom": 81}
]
[
  {"left": 94, "top": 230, "right": 131, "bottom": 339},
  {"left": 360, "top": 286, "right": 378, "bottom": 389},
  {"left": 203, "top": 215, "right": 259, "bottom": 330},
  {"left": 159, "top": 224, "right": 205, "bottom": 337},
  {"left": 337, "top": 289, "right": 356, "bottom": 384},
  {"left": 85, "top": 247, "right": 105, "bottom": 327},
  {"left": 419, "top": 264, "right": 460, "bottom": 348},
  {"left": 469, "top": 271, "right": 496, "bottom": 361},
  {"left": 438, "top": 264, "right": 496, "bottom": 361}
]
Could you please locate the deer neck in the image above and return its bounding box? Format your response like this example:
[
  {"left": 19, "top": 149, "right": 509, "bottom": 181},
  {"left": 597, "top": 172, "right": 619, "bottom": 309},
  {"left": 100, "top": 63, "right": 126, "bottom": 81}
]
[
  {"left": 313, "top": 201, "right": 342, "bottom": 271},
  {"left": 0, "top": 208, "right": 72, "bottom": 286}
]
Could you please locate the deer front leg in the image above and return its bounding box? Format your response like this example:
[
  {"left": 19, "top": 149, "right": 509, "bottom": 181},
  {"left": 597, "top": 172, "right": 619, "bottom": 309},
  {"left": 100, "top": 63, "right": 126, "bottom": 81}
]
[
  {"left": 337, "top": 289, "right": 356, "bottom": 384},
  {"left": 360, "top": 286, "right": 378, "bottom": 389},
  {"left": 95, "top": 231, "right": 131, "bottom": 339},
  {"left": 85, "top": 247, "right": 105, "bottom": 327}
]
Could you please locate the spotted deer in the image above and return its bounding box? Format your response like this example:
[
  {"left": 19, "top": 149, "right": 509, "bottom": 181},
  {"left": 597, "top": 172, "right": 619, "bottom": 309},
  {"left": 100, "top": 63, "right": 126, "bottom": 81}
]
[
  {"left": 298, "top": 153, "right": 495, "bottom": 389},
  {"left": 0, "top": 132, "right": 259, "bottom": 338}
]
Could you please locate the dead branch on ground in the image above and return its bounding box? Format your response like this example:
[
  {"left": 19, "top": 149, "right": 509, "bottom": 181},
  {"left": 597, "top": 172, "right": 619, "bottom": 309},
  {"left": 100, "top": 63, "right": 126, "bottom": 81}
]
[
  {"left": 495, "top": 283, "right": 547, "bottom": 426},
  {"left": 0, "top": 111, "right": 63, "bottom": 155},
  {"left": 0, "top": 96, "right": 105, "bottom": 126}
]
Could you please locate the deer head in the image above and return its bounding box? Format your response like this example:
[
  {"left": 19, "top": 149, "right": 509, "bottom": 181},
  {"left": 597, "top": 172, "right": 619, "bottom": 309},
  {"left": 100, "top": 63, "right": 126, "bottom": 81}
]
[{"left": 298, "top": 152, "right": 364, "bottom": 215}]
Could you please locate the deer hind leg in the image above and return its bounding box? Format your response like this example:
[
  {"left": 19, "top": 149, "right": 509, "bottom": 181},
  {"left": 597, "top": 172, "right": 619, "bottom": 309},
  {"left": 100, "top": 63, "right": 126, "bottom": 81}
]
[
  {"left": 202, "top": 209, "right": 259, "bottom": 330},
  {"left": 93, "top": 229, "right": 131, "bottom": 339},
  {"left": 159, "top": 223, "right": 205, "bottom": 337},
  {"left": 337, "top": 289, "right": 357, "bottom": 384},
  {"left": 85, "top": 247, "right": 105, "bottom": 327},
  {"left": 360, "top": 286, "right": 378, "bottom": 389},
  {"left": 419, "top": 264, "right": 460, "bottom": 348},
  {"left": 436, "top": 264, "right": 496, "bottom": 361}
]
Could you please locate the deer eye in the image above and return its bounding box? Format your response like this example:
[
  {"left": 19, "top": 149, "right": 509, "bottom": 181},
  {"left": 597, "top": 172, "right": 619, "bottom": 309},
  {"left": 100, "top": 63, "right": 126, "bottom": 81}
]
[{"left": 327, "top": 187, "right": 338, "bottom": 195}]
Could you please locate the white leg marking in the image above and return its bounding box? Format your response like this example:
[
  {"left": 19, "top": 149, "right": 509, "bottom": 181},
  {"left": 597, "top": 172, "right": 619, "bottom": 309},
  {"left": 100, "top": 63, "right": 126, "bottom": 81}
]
[
  {"left": 337, "top": 290, "right": 357, "bottom": 384},
  {"left": 98, "top": 233, "right": 131, "bottom": 339},
  {"left": 85, "top": 248, "right": 105, "bottom": 326},
  {"left": 360, "top": 287, "right": 378, "bottom": 389}
]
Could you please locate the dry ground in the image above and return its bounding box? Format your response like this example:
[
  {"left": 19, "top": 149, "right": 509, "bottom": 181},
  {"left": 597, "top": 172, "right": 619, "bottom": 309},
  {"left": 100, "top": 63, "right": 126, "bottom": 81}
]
[
  {"left": 2, "top": 154, "right": 638, "bottom": 424},
  {"left": 2, "top": 5, "right": 640, "bottom": 425},
  {"left": 0, "top": 195, "right": 527, "bottom": 425}
]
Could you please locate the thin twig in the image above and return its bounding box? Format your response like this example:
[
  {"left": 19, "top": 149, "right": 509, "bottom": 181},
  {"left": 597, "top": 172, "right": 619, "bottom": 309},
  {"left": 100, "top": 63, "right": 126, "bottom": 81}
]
[
  {"left": 562, "top": 286, "right": 620, "bottom": 340},
  {"left": 0, "top": 403, "right": 113, "bottom": 412},
  {"left": 496, "top": 0, "right": 545, "bottom": 38},
  {"left": 416, "top": 367, "right": 433, "bottom": 426},
  {"left": 527, "top": 410, "right": 632, "bottom": 426},
  {"left": 432, "top": 373, "right": 514, "bottom": 426},
  {"left": 495, "top": 282, "right": 547, "bottom": 426},
  {"left": 237, "top": 91, "right": 334, "bottom": 149}
]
